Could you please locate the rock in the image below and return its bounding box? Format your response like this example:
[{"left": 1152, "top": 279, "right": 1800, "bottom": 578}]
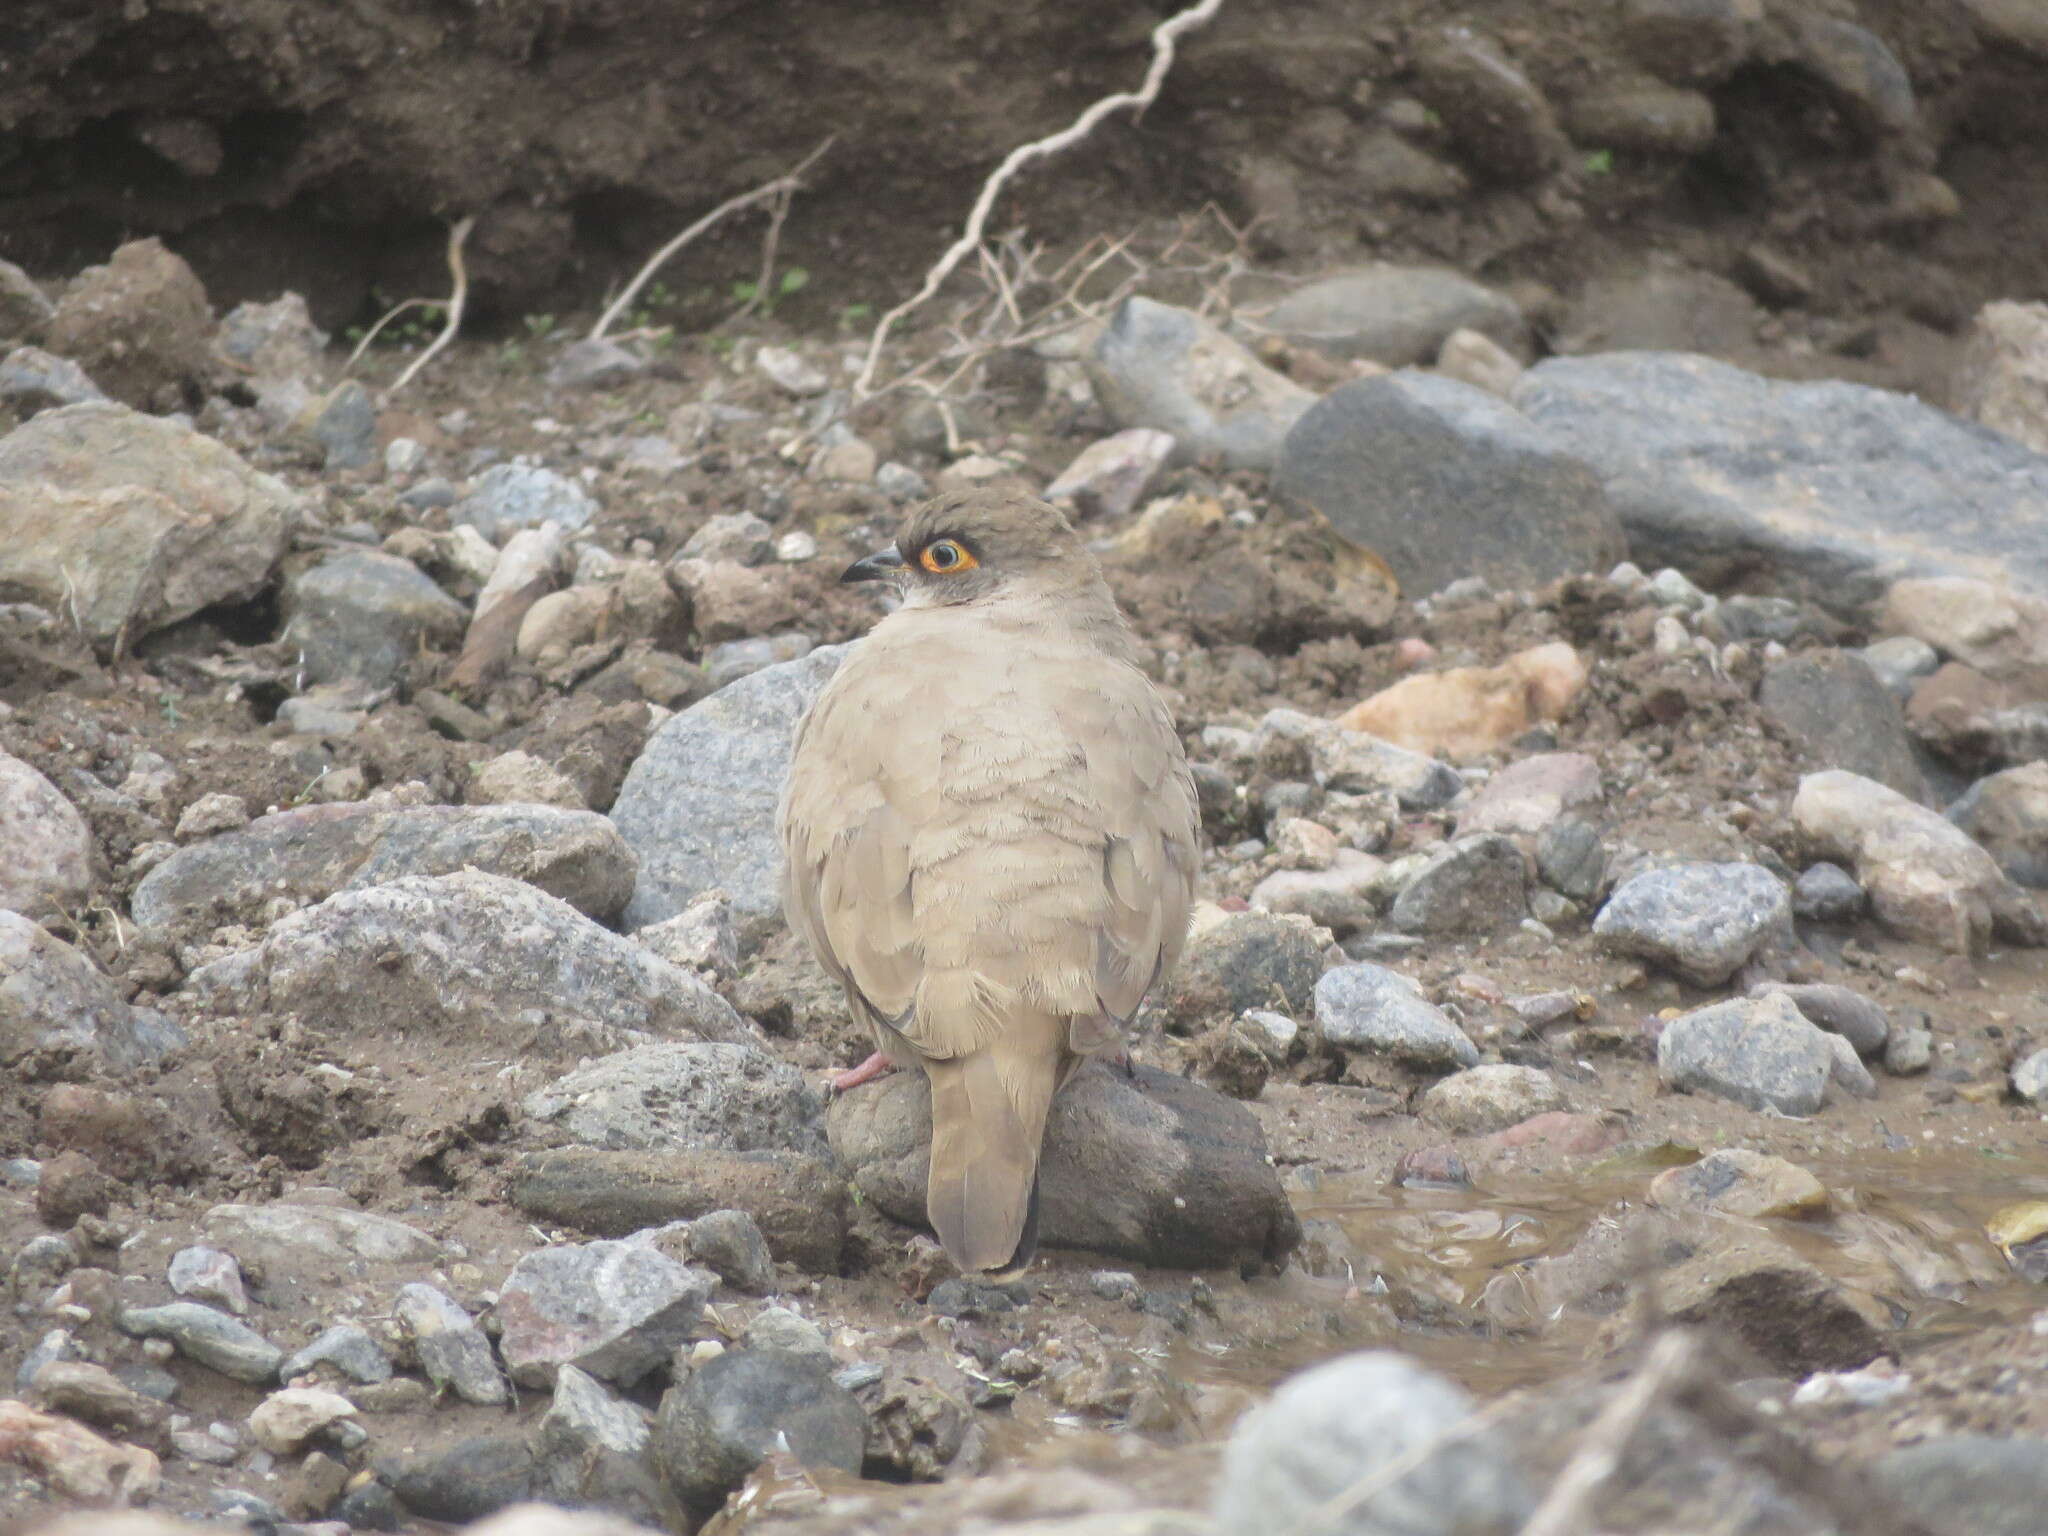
[
  {"left": 1162, "top": 910, "right": 1325, "bottom": 1029},
  {"left": 1793, "top": 769, "right": 2047, "bottom": 952},
  {"left": 1256, "top": 708, "right": 1464, "bottom": 811},
  {"left": 1458, "top": 752, "right": 1601, "bottom": 836},
  {"left": 1648, "top": 1148, "right": 1829, "bottom": 1218},
  {"left": 1412, "top": 27, "right": 1568, "bottom": 183},
  {"left": 1906, "top": 663, "right": 2048, "bottom": 767},
  {"left": 394, "top": 1435, "right": 533, "bottom": 1524},
  {"left": 1513, "top": 353, "right": 2048, "bottom": 609},
  {"left": 510, "top": 1148, "right": 847, "bottom": 1273},
  {"left": 1419, "top": 1065, "right": 1565, "bottom": 1135},
  {"left": 1275, "top": 373, "right": 1625, "bottom": 599},
  {"left": 1337, "top": 644, "right": 1588, "bottom": 759},
  {"left": 1436, "top": 327, "right": 1523, "bottom": 397},
  {"left": 612, "top": 643, "right": 846, "bottom": 939},
  {"left": 279, "top": 1324, "right": 393, "bottom": 1385},
  {"left": 0, "top": 912, "right": 184, "bottom": 1074},
  {"left": 172, "top": 792, "right": 248, "bottom": 842},
  {"left": 1883, "top": 576, "right": 2048, "bottom": 695},
  {"left": 523, "top": 1041, "right": 826, "bottom": 1156},
  {"left": 533, "top": 1365, "right": 661, "bottom": 1523},
  {"left": 1246, "top": 265, "right": 1526, "bottom": 368},
  {"left": 829, "top": 1064, "right": 1299, "bottom": 1271},
  {"left": 45, "top": 237, "right": 211, "bottom": 409},
  {"left": 28, "top": 1359, "right": 169, "bottom": 1441},
  {"left": 1621, "top": 0, "right": 1760, "bottom": 85},
  {"left": 1350, "top": 130, "right": 1470, "bottom": 204},
  {"left": 303, "top": 380, "right": 377, "bottom": 470},
  {"left": 743, "top": 1305, "right": 829, "bottom": 1359},
  {"left": 654, "top": 1349, "right": 866, "bottom": 1517},
  {"left": 1826, "top": 1032, "right": 1878, "bottom": 1100},
  {"left": 1788, "top": 15, "right": 1919, "bottom": 141},
  {"left": 246, "top": 1386, "right": 356, "bottom": 1454},
  {"left": 1592, "top": 861, "right": 1790, "bottom": 985},
  {"left": 0, "top": 1397, "right": 161, "bottom": 1507},
  {"left": 1536, "top": 820, "right": 1608, "bottom": 903},
  {"left": 1861, "top": 635, "right": 1942, "bottom": 699},
  {"left": 1565, "top": 79, "right": 1717, "bottom": 153},
  {"left": 470, "top": 749, "right": 586, "bottom": 810},
  {"left": 1953, "top": 300, "right": 2048, "bottom": 456},
  {"left": 684, "top": 1209, "right": 777, "bottom": 1295},
  {"left": 1884, "top": 1025, "right": 1934, "bottom": 1076},
  {"left": 516, "top": 585, "right": 611, "bottom": 660},
  {"left": 1950, "top": 763, "right": 2048, "bottom": 888},
  {"left": 1792, "top": 861, "right": 1865, "bottom": 922},
  {"left": 634, "top": 892, "right": 739, "bottom": 982},
  {"left": 1386, "top": 834, "right": 1527, "bottom": 935},
  {"left": 1313, "top": 964, "right": 1479, "bottom": 1070},
  {"left": 1754, "top": 982, "right": 1890, "bottom": 1056},
  {"left": 1759, "top": 650, "right": 1928, "bottom": 802},
  {"left": 0, "top": 401, "right": 294, "bottom": 648},
  {"left": 812, "top": 436, "right": 877, "bottom": 484},
  {"left": 1657, "top": 991, "right": 1838, "bottom": 1116},
  {"left": 167, "top": 1245, "right": 246, "bottom": 1314},
  {"left": 0, "top": 259, "right": 55, "bottom": 342},
  {"left": 116, "top": 1302, "right": 283, "bottom": 1384},
  {"left": 702, "top": 631, "right": 813, "bottom": 691},
  {"left": 204, "top": 1201, "right": 441, "bottom": 1273},
  {"left": 454, "top": 463, "right": 598, "bottom": 543},
  {"left": 679, "top": 512, "right": 775, "bottom": 567},
  {"left": 497, "top": 1238, "right": 715, "bottom": 1388},
  {"left": 1086, "top": 297, "right": 1315, "bottom": 473},
  {"left": 1214, "top": 1351, "right": 1533, "bottom": 1536},
  {"left": 0, "top": 750, "right": 93, "bottom": 918},
  {"left": 216, "top": 291, "right": 326, "bottom": 383},
  {"left": 549, "top": 337, "right": 646, "bottom": 390},
  {"left": 1874, "top": 1436, "right": 2048, "bottom": 1536},
  {"left": 756, "top": 344, "right": 828, "bottom": 396},
  {"left": 1555, "top": 264, "right": 1764, "bottom": 358},
  {"left": 2013, "top": 1047, "right": 2048, "bottom": 1105},
  {"left": 1042, "top": 428, "right": 1175, "bottom": 519},
  {"left": 394, "top": 1282, "right": 507, "bottom": 1405},
  {"left": 284, "top": 548, "right": 468, "bottom": 688},
  {"left": 876, "top": 461, "right": 929, "bottom": 502},
  {"left": 0, "top": 345, "right": 108, "bottom": 412},
  {"left": 1250, "top": 850, "right": 1383, "bottom": 935},
  {"left": 186, "top": 870, "right": 747, "bottom": 1052}
]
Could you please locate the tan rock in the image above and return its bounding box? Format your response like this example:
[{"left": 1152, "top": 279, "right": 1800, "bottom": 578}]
[
  {"left": 1951, "top": 299, "right": 2048, "bottom": 456},
  {"left": 470, "top": 750, "right": 587, "bottom": 810},
  {"left": 1649, "top": 1148, "right": 1829, "bottom": 1218},
  {"left": 1884, "top": 576, "right": 2048, "bottom": 697},
  {"left": 1336, "top": 643, "right": 1586, "bottom": 760}
]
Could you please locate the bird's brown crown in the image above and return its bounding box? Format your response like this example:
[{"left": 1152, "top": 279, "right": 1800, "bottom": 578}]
[{"left": 894, "top": 491, "right": 1082, "bottom": 581}]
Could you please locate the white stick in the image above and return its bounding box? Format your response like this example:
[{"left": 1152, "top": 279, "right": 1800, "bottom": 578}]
[
  {"left": 851, "top": 0, "right": 1226, "bottom": 398},
  {"left": 387, "top": 216, "right": 475, "bottom": 396}
]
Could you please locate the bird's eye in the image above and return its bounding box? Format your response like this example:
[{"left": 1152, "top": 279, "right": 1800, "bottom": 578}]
[{"left": 919, "top": 539, "right": 977, "bottom": 574}]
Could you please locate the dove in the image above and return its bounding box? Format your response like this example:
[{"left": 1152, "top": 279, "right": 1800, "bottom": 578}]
[{"left": 779, "top": 490, "right": 1199, "bottom": 1277}]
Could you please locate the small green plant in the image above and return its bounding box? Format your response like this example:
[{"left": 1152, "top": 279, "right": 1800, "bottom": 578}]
[
  {"left": 1583, "top": 148, "right": 1615, "bottom": 177},
  {"left": 837, "top": 300, "right": 874, "bottom": 332},
  {"left": 523, "top": 313, "right": 557, "bottom": 340},
  {"left": 732, "top": 266, "right": 809, "bottom": 317}
]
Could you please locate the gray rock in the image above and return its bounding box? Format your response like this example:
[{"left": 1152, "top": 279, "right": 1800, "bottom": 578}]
[
  {"left": 204, "top": 1201, "right": 442, "bottom": 1275},
  {"left": 0, "top": 258, "right": 55, "bottom": 342},
  {"left": 309, "top": 381, "right": 377, "bottom": 470},
  {"left": 1862, "top": 635, "right": 1941, "bottom": 699},
  {"left": 1948, "top": 762, "right": 2048, "bottom": 888},
  {"left": 875, "top": 461, "right": 929, "bottom": 502},
  {"left": 1164, "top": 910, "right": 1325, "bottom": 1029},
  {"left": 1412, "top": 27, "right": 1569, "bottom": 182},
  {"left": 1274, "top": 372, "right": 1625, "bottom": 599},
  {"left": 1826, "top": 1032, "right": 1879, "bottom": 1100},
  {"left": 510, "top": 1147, "right": 847, "bottom": 1274},
  {"left": 187, "top": 870, "right": 748, "bottom": 1054},
  {"left": 654, "top": 1349, "right": 866, "bottom": 1517},
  {"left": 1256, "top": 708, "right": 1463, "bottom": 810},
  {"left": 1386, "top": 834, "right": 1527, "bottom": 935},
  {"left": 634, "top": 891, "right": 739, "bottom": 982},
  {"left": 134, "top": 800, "right": 638, "bottom": 938},
  {"left": 167, "top": 1244, "right": 247, "bottom": 1313},
  {"left": 1760, "top": 649, "right": 1927, "bottom": 802},
  {"left": 680, "top": 512, "right": 775, "bottom": 566},
  {"left": 394, "top": 1282, "right": 507, "bottom": 1405},
  {"left": 0, "top": 749, "right": 93, "bottom": 918},
  {"left": 215, "top": 292, "right": 326, "bottom": 382},
  {"left": 533, "top": 1364, "right": 661, "bottom": 1524},
  {"left": 0, "top": 401, "right": 295, "bottom": 647},
  {"left": 1565, "top": 80, "right": 1717, "bottom": 154},
  {"left": 1250, "top": 851, "right": 1383, "bottom": 935},
  {"left": 1042, "top": 428, "right": 1176, "bottom": 519},
  {"left": 1313, "top": 964, "right": 1479, "bottom": 1070},
  {"left": 44, "top": 238, "right": 211, "bottom": 409},
  {"left": 453, "top": 462, "right": 598, "bottom": 543},
  {"left": 1874, "top": 1435, "right": 2048, "bottom": 1536},
  {"left": 279, "top": 1324, "right": 393, "bottom": 1385},
  {"left": 1513, "top": 353, "right": 2048, "bottom": 609},
  {"left": 742, "top": 1306, "right": 830, "bottom": 1360},
  {"left": 0, "top": 911, "right": 184, "bottom": 1074},
  {"left": 0, "top": 346, "right": 107, "bottom": 413},
  {"left": 2013, "top": 1047, "right": 2048, "bottom": 1105},
  {"left": 497, "top": 1237, "right": 715, "bottom": 1388},
  {"left": 1620, "top": 0, "right": 1758, "bottom": 85},
  {"left": 1419, "top": 1065, "right": 1565, "bottom": 1136},
  {"left": 1754, "top": 982, "right": 1890, "bottom": 1056},
  {"left": 828, "top": 1064, "right": 1300, "bottom": 1271},
  {"left": 394, "top": 1435, "right": 532, "bottom": 1524},
  {"left": 1086, "top": 297, "right": 1315, "bottom": 473},
  {"left": 9, "top": 1234, "right": 77, "bottom": 1300},
  {"left": 523, "top": 1042, "right": 826, "bottom": 1157},
  {"left": 756, "top": 345, "right": 828, "bottom": 397},
  {"left": 1592, "top": 861, "right": 1791, "bottom": 985},
  {"left": 1536, "top": 819, "right": 1608, "bottom": 902},
  {"left": 116, "top": 1302, "right": 283, "bottom": 1384},
  {"left": 1458, "top": 752, "right": 1601, "bottom": 837},
  {"left": 702, "top": 630, "right": 813, "bottom": 691},
  {"left": 1556, "top": 265, "right": 1764, "bottom": 360},
  {"left": 1884, "top": 1024, "right": 1933, "bottom": 1076},
  {"left": 548, "top": 337, "right": 647, "bottom": 391},
  {"left": 1215, "top": 1350, "right": 1533, "bottom": 1536},
  {"left": 612, "top": 644, "right": 849, "bottom": 938},
  {"left": 1245, "top": 265, "right": 1526, "bottom": 367},
  {"left": 1789, "top": 15, "right": 1919, "bottom": 141},
  {"left": 284, "top": 548, "right": 467, "bottom": 689},
  {"left": 1792, "top": 861, "right": 1865, "bottom": 922},
  {"left": 685, "top": 1209, "right": 777, "bottom": 1295},
  {"left": 1657, "top": 991, "right": 1837, "bottom": 1115}
]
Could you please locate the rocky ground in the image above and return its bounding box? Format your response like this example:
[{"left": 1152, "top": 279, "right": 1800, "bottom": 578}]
[{"left": 3, "top": 219, "right": 2048, "bottom": 1536}]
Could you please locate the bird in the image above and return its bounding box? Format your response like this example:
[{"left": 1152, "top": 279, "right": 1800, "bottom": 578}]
[{"left": 778, "top": 489, "right": 1199, "bottom": 1279}]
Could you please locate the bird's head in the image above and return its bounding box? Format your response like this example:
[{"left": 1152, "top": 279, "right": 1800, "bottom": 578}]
[{"left": 840, "top": 491, "right": 1093, "bottom": 608}]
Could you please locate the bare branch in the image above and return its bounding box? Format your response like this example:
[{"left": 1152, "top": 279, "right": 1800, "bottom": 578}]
[
  {"left": 590, "top": 138, "right": 834, "bottom": 340},
  {"left": 852, "top": 0, "right": 1226, "bottom": 397},
  {"left": 386, "top": 216, "right": 476, "bottom": 396},
  {"left": 725, "top": 178, "right": 797, "bottom": 327},
  {"left": 1518, "top": 1331, "right": 1699, "bottom": 1536},
  {"left": 344, "top": 297, "right": 440, "bottom": 373}
]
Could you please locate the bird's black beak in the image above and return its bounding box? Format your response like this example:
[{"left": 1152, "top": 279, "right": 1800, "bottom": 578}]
[{"left": 840, "top": 544, "right": 907, "bottom": 584}]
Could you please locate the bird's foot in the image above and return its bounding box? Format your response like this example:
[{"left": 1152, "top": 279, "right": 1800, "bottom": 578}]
[{"left": 827, "top": 1050, "right": 897, "bottom": 1096}]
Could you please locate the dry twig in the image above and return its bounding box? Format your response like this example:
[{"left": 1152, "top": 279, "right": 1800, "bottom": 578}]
[
  {"left": 1518, "top": 1330, "right": 1700, "bottom": 1536},
  {"left": 590, "top": 138, "right": 834, "bottom": 341},
  {"left": 387, "top": 215, "right": 476, "bottom": 396},
  {"left": 851, "top": 0, "right": 1226, "bottom": 398},
  {"left": 344, "top": 297, "right": 440, "bottom": 373}
]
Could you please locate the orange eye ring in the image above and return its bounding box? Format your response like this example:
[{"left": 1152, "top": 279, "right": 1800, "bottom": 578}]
[{"left": 919, "top": 539, "right": 978, "bottom": 575}]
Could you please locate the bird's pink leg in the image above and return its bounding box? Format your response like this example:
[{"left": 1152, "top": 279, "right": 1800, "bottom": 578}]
[{"left": 828, "top": 1050, "right": 897, "bottom": 1095}]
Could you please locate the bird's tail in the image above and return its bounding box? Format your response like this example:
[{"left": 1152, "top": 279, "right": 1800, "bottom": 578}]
[{"left": 925, "top": 1043, "right": 1060, "bottom": 1277}]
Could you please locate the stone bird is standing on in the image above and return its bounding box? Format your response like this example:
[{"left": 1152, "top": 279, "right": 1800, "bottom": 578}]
[{"left": 780, "top": 491, "right": 1199, "bottom": 1277}]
